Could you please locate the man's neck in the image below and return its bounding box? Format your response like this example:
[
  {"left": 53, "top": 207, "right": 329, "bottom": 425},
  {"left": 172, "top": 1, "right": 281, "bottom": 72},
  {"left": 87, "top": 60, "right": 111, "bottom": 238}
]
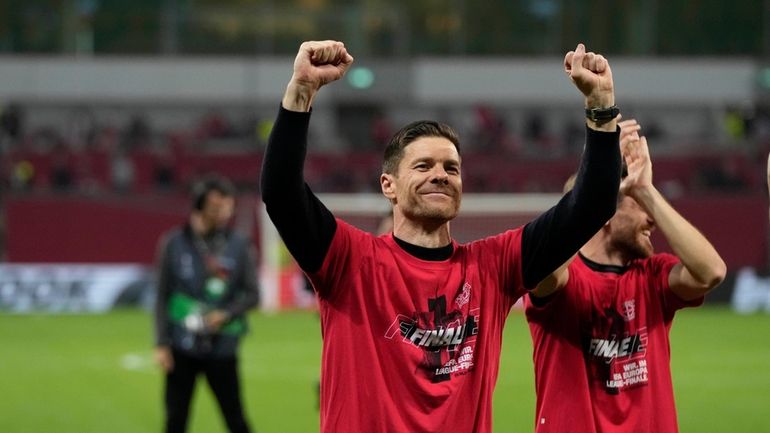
[
  {"left": 392, "top": 219, "right": 452, "bottom": 248},
  {"left": 393, "top": 236, "right": 453, "bottom": 261},
  {"left": 579, "top": 236, "right": 629, "bottom": 267},
  {"left": 189, "top": 214, "right": 216, "bottom": 237}
]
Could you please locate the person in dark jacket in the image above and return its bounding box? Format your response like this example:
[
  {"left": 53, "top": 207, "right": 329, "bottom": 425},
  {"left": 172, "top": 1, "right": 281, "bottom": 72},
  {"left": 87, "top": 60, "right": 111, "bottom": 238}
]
[{"left": 154, "top": 175, "right": 259, "bottom": 433}]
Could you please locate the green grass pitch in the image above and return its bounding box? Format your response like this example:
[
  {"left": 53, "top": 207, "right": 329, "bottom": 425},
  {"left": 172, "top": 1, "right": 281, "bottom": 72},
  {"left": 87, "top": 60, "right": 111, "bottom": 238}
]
[{"left": 1, "top": 306, "right": 768, "bottom": 432}]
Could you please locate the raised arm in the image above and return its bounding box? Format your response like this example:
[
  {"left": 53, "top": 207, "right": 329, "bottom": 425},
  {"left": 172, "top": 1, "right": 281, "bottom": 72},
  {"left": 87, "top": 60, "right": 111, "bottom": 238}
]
[
  {"left": 530, "top": 119, "right": 641, "bottom": 298},
  {"left": 621, "top": 131, "right": 726, "bottom": 301},
  {"left": 521, "top": 43, "right": 622, "bottom": 289},
  {"left": 260, "top": 41, "right": 354, "bottom": 273}
]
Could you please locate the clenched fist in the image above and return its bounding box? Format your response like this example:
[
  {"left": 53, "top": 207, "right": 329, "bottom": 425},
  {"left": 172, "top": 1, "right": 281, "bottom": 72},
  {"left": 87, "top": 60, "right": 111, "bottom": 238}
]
[
  {"left": 283, "top": 40, "right": 354, "bottom": 112},
  {"left": 564, "top": 44, "right": 615, "bottom": 113}
]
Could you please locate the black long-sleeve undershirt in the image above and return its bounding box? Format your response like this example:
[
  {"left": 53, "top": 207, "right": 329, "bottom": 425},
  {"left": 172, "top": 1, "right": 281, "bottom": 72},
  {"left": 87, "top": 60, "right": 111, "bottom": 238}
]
[
  {"left": 260, "top": 106, "right": 620, "bottom": 288},
  {"left": 260, "top": 107, "right": 337, "bottom": 272}
]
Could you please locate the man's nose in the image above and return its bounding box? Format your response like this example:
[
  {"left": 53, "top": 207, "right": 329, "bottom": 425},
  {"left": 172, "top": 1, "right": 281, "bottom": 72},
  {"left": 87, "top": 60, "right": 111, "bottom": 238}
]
[
  {"left": 430, "top": 167, "right": 449, "bottom": 184},
  {"left": 644, "top": 213, "right": 655, "bottom": 228}
]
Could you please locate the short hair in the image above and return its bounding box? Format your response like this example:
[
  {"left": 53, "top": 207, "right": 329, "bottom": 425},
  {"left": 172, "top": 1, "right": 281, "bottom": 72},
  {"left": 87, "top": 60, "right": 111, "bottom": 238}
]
[
  {"left": 382, "top": 120, "right": 460, "bottom": 174},
  {"left": 191, "top": 174, "right": 236, "bottom": 210}
]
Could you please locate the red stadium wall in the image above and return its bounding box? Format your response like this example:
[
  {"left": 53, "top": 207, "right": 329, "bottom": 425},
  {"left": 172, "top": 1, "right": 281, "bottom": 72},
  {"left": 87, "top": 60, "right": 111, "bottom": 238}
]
[
  {"left": 5, "top": 195, "right": 189, "bottom": 264},
  {"left": 650, "top": 195, "right": 768, "bottom": 270},
  {"left": 4, "top": 194, "right": 768, "bottom": 270}
]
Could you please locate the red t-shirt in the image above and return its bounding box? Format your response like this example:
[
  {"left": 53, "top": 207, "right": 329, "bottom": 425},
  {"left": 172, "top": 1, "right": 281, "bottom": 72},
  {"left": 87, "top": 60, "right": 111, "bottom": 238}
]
[
  {"left": 308, "top": 219, "right": 526, "bottom": 433},
  {"left": 524, "top": 253, "right": 704, "bottom": 433}
]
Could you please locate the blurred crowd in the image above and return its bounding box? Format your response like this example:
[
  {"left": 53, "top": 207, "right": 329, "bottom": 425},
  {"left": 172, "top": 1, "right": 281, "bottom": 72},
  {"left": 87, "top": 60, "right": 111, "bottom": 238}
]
[{"left": 1, "top": 101, "right": 768, "bottom": 197}]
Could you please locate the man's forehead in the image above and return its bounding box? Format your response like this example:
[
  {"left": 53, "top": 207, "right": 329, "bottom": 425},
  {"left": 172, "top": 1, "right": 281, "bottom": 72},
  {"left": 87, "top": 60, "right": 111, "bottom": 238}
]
[
  {"left": 619, "top": 195, "right": 642, "bottom": 210},
  {"left": 208, "top": 190, "right": 233, "bottom": 199},
  {"left": 402, "top": 136, "right": 460, "bottom": 159}
]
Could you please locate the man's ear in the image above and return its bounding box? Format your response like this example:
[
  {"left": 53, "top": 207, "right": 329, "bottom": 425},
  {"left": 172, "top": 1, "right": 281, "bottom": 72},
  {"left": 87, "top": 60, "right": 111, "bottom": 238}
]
[{"left": 381, "top": 173, "right": 396, "bottom": 200}]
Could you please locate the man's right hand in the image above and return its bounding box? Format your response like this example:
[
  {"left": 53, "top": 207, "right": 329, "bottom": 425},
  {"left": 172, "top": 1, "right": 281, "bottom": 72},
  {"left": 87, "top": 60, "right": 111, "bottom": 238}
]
[
  {"left": 155, "top": 346, "right": 174, "bottom": 373},
  {"left": 564, "top": 43, "right": 616, "bottom": 131},
  {"left": 283, "top": 40, "right": 354, "bottom": 112}
]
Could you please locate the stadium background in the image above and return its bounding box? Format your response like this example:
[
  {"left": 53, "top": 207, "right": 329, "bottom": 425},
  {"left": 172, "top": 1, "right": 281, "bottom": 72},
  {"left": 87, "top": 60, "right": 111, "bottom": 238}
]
[{"left": 1, "top": 1, "right": 770, "bottom": 432}]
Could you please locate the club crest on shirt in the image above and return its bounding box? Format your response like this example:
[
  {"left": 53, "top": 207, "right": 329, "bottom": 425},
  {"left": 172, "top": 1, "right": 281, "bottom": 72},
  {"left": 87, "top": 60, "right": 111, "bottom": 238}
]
[
  {"left": 622, "top": 299, "right": 636, "bottom": 321},
  {"left": 455, "top": 282, "right": 471, "bottom": 308}
]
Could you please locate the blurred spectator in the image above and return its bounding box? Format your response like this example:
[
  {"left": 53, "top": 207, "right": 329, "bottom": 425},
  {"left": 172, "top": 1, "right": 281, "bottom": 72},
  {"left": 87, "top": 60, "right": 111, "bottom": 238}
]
[
  {"left": 641, "top": 120, "right": 664, "bottom": 142},
  {"left": 256, "top": 119, "right": 274, "bottom": 148},
  {"left": 471, "top": 105, "right": 512, "bottom": 153},
  {"left": 197, "top": 111, "right": 232, "bottom": 140},
  {"left": 524, "top": 111, "right": 560, "bottom": 156},
  {"left": 92, "top": 126, "right": 121, "bottom": 153},
  {"left": 752, "top": 106, "right": 770, "bottom": 144},
  {"left": 30, "top": 127, "right": 63, "bottom": 153},
  {"left": 371, "top": 110, "right": 393, "bottom": 147},
  {"left": 732, "top": 267, "right": 770, "bottom": 314},
  {"left": 561, "top": 120, "right": 583, "bottom": 155},
  {"left": 524, "top": 112, "right": 545, "bottom": 143},
  {"left": 723, "top": 106, "right": 751, "bottom": 142},
  {"left": 11, "top": 160, "right": 35, "bottom": 191},
  {"left": 65, "top": 107, "right": 98, "bottom": 151},
  {"left": 695, "top": 159, "right": 747, "bottom": 192},
  {"left": 153, "top": 150, "right": 176, "bottom": 191},
  {"left": 50, "top": 144, "right": 74, "bottom": 191},
  {"left": 111, "top": 150, "right": 135, "bottom": 193},
  {"left": 124, "top": 114, "right": 151, "bottom": 150},
  {"left": 475, "top": 107, "right": 513, "bottom": 154},
  {"left": 0, "top": 103, "right": 24, "bottom": 152}
]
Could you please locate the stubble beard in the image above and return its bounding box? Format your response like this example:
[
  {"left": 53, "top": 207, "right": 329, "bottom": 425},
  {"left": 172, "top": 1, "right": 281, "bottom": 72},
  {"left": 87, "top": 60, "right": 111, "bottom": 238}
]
[
  {"left": 404, "top": 196, "right": 460, "bottom": 224},
  {"left": 612, "top": 230, "right": 654, "bottom": 261}
]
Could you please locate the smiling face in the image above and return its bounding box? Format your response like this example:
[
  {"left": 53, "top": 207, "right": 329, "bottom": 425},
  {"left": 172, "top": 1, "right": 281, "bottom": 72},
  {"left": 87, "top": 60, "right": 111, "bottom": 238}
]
[
  {"left": 381, "top": 136, "right": 462, "bottom": 224},
  {"left": 608, "top": 195, "right": 655, "bottom": 260}
]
